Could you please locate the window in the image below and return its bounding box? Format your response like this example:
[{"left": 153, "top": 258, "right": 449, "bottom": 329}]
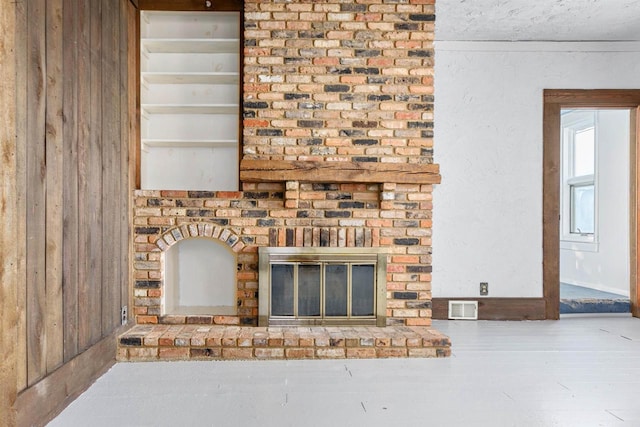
[
  {"left": 561, "top": 110, "right": 597, "bottom": 245},
  {"left": 139, "top": 9, "right": 241, "bottom": 190}
]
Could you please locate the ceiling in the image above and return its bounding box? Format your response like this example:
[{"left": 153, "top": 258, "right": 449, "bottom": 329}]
[{"left": 436, "top": 0, "right": 640, "bottom": 41}]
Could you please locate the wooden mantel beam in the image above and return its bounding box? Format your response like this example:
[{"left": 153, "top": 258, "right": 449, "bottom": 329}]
[{"left": 240, "top": 160, "right": 441, "bottom": 185}]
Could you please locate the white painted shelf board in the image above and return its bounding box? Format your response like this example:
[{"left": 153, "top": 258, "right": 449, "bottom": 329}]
[
  {"left": 142, "top": 72, "right": 239, "bottom": 85},
  {"left": 142, "top": 139, "right": 238, "bottom": 148},
  {"left": 142, "top": 38, "right": 240, "bottom": 54},
  {"left": 142, "top": 104, "right": 239, "bottom": 115}
]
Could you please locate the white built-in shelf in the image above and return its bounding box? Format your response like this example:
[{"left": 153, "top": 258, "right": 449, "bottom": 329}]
[
  {"left": 142, "top": 139, "right": 238, "bottom": 149},
  {"left": 142, "top": 72, "right": 239, "bottom": 85},
  {"left": 141, "top": 104, "right": 239, "bottom": 115},
  {"left": 142, "top": 38, "right": 240, "bottom": 54},
  {"left": 140, "top": 10, "right": 240, "bottom": 191}
]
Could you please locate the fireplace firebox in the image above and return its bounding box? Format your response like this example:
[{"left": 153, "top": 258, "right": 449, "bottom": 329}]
[{"left": 258, "top": 247, "right": 387, "bottom": 327}]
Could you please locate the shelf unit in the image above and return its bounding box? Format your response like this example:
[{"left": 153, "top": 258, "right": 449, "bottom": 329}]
[{"left": 140, "top": 11, "right": 240, "bottom": 191}]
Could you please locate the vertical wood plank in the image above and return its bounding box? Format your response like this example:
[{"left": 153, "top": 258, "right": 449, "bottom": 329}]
[
  {"left": 632, "top": 108, "right": 640, "bottom": 318},
  {"left": 62, "top": 0, "right": 80, "bottom": 362},
  {"left": 134, "top": 7, "right": 141, "bottom": 189},
  {"left": 121, "top": 0, "right": 130, "bottom": 329},
  {"left": 101, "top": 0, "right": 120, "bottom": 333},
  {"left": 26, "top": 0, "right": 49, "bottom": 386},
  {"left": 542, "top": 99, "right": 560, "bottom": 320},
  {"left": 45, "top": 0, "right": 65, "bottom": 373},
  {"left": 15, "top": 0, "right": 29, "bottom": 394},
  {"left": 115, "top": 0, "right": 125, "bottom": 332},
  {"left": 88, "top": 0, "right": 104, "bottom": 345},
  {"left": 122, "top": 0, "right": 136, "bottom": 324},
  {"left": 0, "top": 0, "right": 19, "bottom": 421},
  {"left": 76, "top": 0, "right": 92, "bottom": 351}
]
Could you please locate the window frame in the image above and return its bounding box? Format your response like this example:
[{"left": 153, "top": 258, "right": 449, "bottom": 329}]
[{"left": 560, "top": 110, "right": 598, "bottom": 250}]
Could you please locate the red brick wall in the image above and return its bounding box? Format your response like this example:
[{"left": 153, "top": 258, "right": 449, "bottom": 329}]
[
  {"left": 243, "top": 0, "right": 435, "bottom": 164},
  {"left": 133, "top": 0, "right": 436, "bottom": 327}
]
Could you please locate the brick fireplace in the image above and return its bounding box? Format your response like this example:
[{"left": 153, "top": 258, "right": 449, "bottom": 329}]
[
  {"left": 132, "top": 181, "right": 437, "bottom": 327},
  {"left": 119, "top": 0, "right": 449, "bottom": 360}
]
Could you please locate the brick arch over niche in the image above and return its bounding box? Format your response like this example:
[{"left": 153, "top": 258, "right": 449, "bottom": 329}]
[
  {"left": 133, "top": 223, "right": 257, "bottom": 326},
  {"left": 155, "top": 223, "right": 245, "bottom": 253}
]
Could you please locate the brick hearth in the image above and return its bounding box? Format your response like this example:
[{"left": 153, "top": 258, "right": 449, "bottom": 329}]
[{"left": 117, "top": 325, "right": 451, "bottom": 361}]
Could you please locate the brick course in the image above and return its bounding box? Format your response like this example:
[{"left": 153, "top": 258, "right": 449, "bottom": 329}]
[{"left": 118, "top": 325, "right": 451, "bottom": 361}]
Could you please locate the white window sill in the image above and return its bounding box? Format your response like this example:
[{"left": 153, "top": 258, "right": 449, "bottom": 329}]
[{"left": 560, "top": 240, "right": 599, "bottom": 253}]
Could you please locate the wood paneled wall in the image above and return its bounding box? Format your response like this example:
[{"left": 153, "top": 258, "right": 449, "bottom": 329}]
[{"left": 0, "top": 0, "right": 136, "bottom": 425}]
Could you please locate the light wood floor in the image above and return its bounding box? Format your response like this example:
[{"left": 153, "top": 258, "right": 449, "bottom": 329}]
[{"left": 49, "top": 314, "right": 640, "bottom": 426}]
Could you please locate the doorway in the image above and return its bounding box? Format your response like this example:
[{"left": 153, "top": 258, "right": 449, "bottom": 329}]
[
  {"left": 558, "top": 108, "right": 631, "bottom": 314},
  {"left": 543, "top": 90, "right": 640, "bottom": 319}
]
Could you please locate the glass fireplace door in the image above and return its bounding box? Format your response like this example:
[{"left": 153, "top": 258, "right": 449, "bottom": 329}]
[
  {"left": 268, "top": 262, "right": 377, "bottom": 325},
  {"left": 259, "top": 247, "right": 387, "bottom": 327}
]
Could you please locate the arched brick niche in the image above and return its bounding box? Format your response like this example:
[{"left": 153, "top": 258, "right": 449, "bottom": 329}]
[
  {"left": 134, "top": 223, "right": 258, "bottom": 326},
  {"left": 164, "top": 238, "right": 237, "bottom": 317}
]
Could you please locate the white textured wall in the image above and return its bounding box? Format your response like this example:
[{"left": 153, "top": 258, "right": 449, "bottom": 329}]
[
  {"left": 432, "top": 42, "right": 640, "bottom": 298},
  {"left": 435, "top": 1, "right": 640, "bottom": 42},
  {"left": 560, "top": 110, "right": 630, "bottom": 296}
]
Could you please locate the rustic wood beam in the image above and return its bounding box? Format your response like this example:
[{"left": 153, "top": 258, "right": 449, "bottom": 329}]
[{"left": 240, "top": 160, "right": 442, "bottom": 185}]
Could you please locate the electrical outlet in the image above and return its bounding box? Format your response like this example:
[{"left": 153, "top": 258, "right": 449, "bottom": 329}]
[
  {"left": 121, "top": 306, "right": 128, "bottom": 326},
  {"left": 480, "top": 282, "right": 489, "bottom": 296}
]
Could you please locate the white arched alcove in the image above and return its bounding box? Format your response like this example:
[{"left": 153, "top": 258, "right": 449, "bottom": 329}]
[{"left": 164, "top": 237, "right": 237, "bottom": 315}]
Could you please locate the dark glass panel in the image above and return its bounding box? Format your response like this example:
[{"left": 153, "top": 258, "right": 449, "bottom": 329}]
[
  {"left": 352, "top": 264, "right": 375, "bottom": 316},
  {"left": 271, "top": 264, "right": 294, "bottom": 316},
  {"left": 298, "top": 264, "right": 321, "bottom": 316},
  {"left": 325, "top": 264, "right": 348, "bottom": 316}
]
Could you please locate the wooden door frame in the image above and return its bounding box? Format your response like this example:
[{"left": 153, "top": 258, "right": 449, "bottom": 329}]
[{"left": 543, "top": 89, "right": 640, "bottom": 319}]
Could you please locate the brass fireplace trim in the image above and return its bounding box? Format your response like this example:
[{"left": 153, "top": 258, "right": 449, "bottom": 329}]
[{"left": 258, "top": 247, "right": 388, "bottom": 327}]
